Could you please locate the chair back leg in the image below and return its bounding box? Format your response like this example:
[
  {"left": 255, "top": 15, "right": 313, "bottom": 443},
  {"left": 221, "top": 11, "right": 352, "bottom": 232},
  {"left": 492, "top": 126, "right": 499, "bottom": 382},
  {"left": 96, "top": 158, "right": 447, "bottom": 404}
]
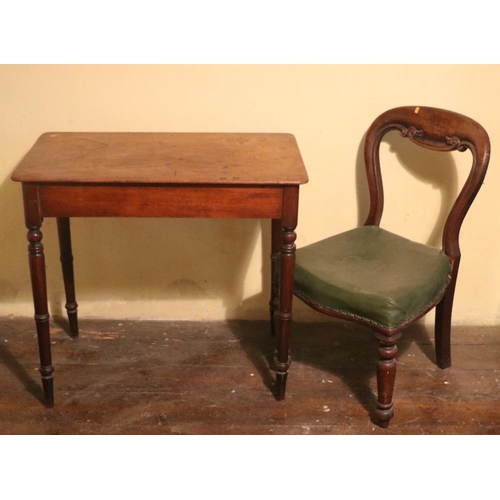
[{"left": 434, "top": 277, "right": 457, "bottom": 369}]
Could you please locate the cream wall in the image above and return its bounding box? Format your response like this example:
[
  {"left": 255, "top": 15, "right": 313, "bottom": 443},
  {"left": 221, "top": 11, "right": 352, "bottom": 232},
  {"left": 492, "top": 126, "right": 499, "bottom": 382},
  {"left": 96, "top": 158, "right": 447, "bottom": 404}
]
[{"left": 0, "top": 65, "right": 499, "bottom": 324}]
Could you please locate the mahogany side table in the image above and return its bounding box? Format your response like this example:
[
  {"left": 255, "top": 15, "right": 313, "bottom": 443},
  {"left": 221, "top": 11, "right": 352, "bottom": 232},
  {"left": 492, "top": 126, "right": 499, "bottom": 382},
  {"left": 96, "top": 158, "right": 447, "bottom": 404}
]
[{"left": 11, "top": 132, "right": 308, "bottom": 406}]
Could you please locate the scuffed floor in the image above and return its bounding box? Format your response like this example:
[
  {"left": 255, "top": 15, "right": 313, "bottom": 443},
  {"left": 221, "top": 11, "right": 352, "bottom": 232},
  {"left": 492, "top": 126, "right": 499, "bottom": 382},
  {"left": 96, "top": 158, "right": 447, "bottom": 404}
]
[{"left": 0, "top": 317, "right": 499, "bottom": 434}]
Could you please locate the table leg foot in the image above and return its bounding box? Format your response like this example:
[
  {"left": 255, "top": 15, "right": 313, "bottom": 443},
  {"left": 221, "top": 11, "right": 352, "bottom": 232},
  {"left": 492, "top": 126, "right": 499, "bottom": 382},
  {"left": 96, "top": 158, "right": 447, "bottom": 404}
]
[
  {"left": 274, "top": 346, "right": 291, "bottom": 401},
  {"left": 41, "top": 368, "right": 55, "bottom": 407},
  {"left": 275, "top": 372, "right": 288, "bottom": 401},
  {"left": 67, "top": 307, "right": 79, "bottom": 339}
]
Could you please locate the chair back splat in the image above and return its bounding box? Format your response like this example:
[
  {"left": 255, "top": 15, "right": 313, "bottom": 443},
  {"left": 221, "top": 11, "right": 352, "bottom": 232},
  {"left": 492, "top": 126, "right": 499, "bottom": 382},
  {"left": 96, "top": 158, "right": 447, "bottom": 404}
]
[{"left": 293, "top": 106, "right": 491, "bottom": 427}]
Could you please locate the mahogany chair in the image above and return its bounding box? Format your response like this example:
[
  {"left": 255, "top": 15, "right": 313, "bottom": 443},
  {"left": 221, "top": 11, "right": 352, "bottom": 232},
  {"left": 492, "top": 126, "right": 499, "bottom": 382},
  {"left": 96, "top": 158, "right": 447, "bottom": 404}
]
[{"left": 293, "top": 106, "right": 490, "bottom": 427}]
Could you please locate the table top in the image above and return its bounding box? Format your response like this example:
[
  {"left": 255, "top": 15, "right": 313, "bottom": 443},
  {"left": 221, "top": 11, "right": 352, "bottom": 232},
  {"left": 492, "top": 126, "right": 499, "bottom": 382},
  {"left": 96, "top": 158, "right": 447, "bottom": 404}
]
[{"left": 11, "top": 132, "right": 308, "bottom": 186}]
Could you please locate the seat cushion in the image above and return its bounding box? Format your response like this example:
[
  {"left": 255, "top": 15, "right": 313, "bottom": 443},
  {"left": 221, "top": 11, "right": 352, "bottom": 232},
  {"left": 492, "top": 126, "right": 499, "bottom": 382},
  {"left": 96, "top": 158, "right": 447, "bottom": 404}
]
[{"left": 294, "top": 226, "right": 451, "bottom": 330}]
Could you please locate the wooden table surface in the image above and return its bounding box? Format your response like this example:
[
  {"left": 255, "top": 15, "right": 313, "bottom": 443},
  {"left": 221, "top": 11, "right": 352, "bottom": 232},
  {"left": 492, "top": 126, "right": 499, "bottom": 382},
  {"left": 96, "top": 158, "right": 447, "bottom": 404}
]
[{"left": 12, "top": 132, "right": 308, "bottom": 185}]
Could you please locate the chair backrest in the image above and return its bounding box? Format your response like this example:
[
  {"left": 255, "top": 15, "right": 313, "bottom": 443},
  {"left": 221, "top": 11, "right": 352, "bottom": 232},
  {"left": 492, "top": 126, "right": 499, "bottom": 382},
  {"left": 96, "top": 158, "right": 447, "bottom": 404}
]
[{"left": 363, "top": 106, "right": 490, "bottom": 263}]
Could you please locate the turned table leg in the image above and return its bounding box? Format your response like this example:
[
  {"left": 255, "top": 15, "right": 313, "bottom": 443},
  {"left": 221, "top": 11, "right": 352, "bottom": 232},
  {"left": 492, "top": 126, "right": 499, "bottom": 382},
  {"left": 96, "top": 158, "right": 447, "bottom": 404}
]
[
  {"left": 23, "top": 184, "right": 54, "bottom": 407},
  {"left": 57, "top": 217, "right": 79, "bottom": 338},
  {"left": 269, "top": 219, "right": 281, "bottom": 337},
  {"left": 27, "top": 224, "right": 54, "bottom": 407},
  {"left": 274, "top": 187, "right": 299, "bottom": 400}
]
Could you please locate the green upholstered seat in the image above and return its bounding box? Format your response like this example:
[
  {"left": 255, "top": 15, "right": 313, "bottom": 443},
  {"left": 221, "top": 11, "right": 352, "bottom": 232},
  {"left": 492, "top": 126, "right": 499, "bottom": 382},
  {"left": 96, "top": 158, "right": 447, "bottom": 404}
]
[{"left": 294, "top": 226, "right": 452, "bottom": 330}]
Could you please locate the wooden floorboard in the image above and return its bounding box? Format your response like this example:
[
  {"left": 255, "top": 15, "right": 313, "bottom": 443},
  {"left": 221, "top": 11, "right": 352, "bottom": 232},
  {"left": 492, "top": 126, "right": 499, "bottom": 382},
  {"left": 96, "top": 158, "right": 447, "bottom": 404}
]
[{"left": 0, "top": 317, "right": 499, "bottom": 435}]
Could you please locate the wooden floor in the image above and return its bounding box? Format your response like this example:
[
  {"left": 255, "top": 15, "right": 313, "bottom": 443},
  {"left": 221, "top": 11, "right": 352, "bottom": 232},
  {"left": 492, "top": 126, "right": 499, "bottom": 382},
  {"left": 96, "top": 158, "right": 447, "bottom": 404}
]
[{"left": 0, "top": 316, "right": 499, "bottom": 435}]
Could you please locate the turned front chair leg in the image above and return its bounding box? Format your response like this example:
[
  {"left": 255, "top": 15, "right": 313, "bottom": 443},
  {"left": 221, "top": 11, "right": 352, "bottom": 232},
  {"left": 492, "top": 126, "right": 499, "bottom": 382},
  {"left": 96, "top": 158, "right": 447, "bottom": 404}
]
[
  {"left": 57, "top": 217, "right": 79, "bottom": 338},
  {"left": 274, "top": 223, "right": 296, "bottom": 400},
  {"left": 375, "top": 333, "right": 401, "bottom": 427},
  {"left": 27, "top": 225, "right": 54, "bottom": 407}
]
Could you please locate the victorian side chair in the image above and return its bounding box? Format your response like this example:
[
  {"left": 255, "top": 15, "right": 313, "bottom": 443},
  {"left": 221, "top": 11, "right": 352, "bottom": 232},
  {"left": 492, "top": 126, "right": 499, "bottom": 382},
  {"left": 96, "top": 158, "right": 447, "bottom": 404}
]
[{"left": 293, "top": 106, "right": 491, "bottom": 427}]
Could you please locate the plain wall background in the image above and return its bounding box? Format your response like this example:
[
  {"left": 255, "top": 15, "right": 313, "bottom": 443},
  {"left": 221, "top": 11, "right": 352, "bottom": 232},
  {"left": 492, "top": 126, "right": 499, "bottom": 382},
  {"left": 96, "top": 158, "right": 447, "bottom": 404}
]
[{"left": 1, "top": 64, "right": 499, "bottom": 325}]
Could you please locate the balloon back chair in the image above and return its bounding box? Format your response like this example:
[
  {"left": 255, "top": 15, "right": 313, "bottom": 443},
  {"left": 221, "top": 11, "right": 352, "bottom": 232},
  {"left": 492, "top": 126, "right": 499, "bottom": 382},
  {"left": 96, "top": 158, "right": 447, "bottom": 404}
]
[{"left": 293, "top": 106, "right": 490, "bottom": 427}]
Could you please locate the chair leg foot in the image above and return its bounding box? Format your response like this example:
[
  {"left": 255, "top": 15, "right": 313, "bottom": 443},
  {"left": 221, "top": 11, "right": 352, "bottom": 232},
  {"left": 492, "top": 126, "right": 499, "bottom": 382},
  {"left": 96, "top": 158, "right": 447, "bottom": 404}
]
[
  {"left": 378, "top": 419, "right": 390, "bottom": 429},
  {"left": 437, "top": 359, "right": 451, "bottom": 370},
  {"left": 375, "top": 402, "right": 394, "bottom": 428}
]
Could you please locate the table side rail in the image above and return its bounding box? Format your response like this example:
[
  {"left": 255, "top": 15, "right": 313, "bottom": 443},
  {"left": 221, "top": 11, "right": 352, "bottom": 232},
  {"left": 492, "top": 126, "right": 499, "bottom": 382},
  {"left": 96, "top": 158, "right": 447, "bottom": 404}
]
[{"left": 35, "top": 184, "right": 284, "bottom": 219}]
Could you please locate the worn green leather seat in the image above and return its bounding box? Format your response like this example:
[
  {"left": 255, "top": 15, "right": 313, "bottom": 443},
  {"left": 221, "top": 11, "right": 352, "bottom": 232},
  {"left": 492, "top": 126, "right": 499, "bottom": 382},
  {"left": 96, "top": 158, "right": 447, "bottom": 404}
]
[{"left": 294, "top": 225, "right": 452, "bottom": 330}]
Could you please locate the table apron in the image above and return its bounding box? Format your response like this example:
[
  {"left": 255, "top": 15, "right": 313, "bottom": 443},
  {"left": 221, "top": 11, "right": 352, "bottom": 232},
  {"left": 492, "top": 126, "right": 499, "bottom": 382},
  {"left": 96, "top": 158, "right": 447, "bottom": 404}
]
[{"left": 36, "top": 184, "right": 285, "bottom": 219}]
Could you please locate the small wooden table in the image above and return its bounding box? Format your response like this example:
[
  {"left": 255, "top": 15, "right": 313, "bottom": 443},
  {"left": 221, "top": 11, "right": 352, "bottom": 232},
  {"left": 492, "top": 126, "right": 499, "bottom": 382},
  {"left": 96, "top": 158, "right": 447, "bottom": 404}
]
[{"left": 11, "top": 132, "right": 308, "bottom": 406}]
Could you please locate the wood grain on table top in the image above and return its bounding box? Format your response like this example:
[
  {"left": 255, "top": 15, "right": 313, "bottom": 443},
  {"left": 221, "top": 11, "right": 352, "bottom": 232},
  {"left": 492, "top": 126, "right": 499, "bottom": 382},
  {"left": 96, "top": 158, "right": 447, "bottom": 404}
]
[{"left": 11, "top": 132, "right": 309, "bottom": 185}]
